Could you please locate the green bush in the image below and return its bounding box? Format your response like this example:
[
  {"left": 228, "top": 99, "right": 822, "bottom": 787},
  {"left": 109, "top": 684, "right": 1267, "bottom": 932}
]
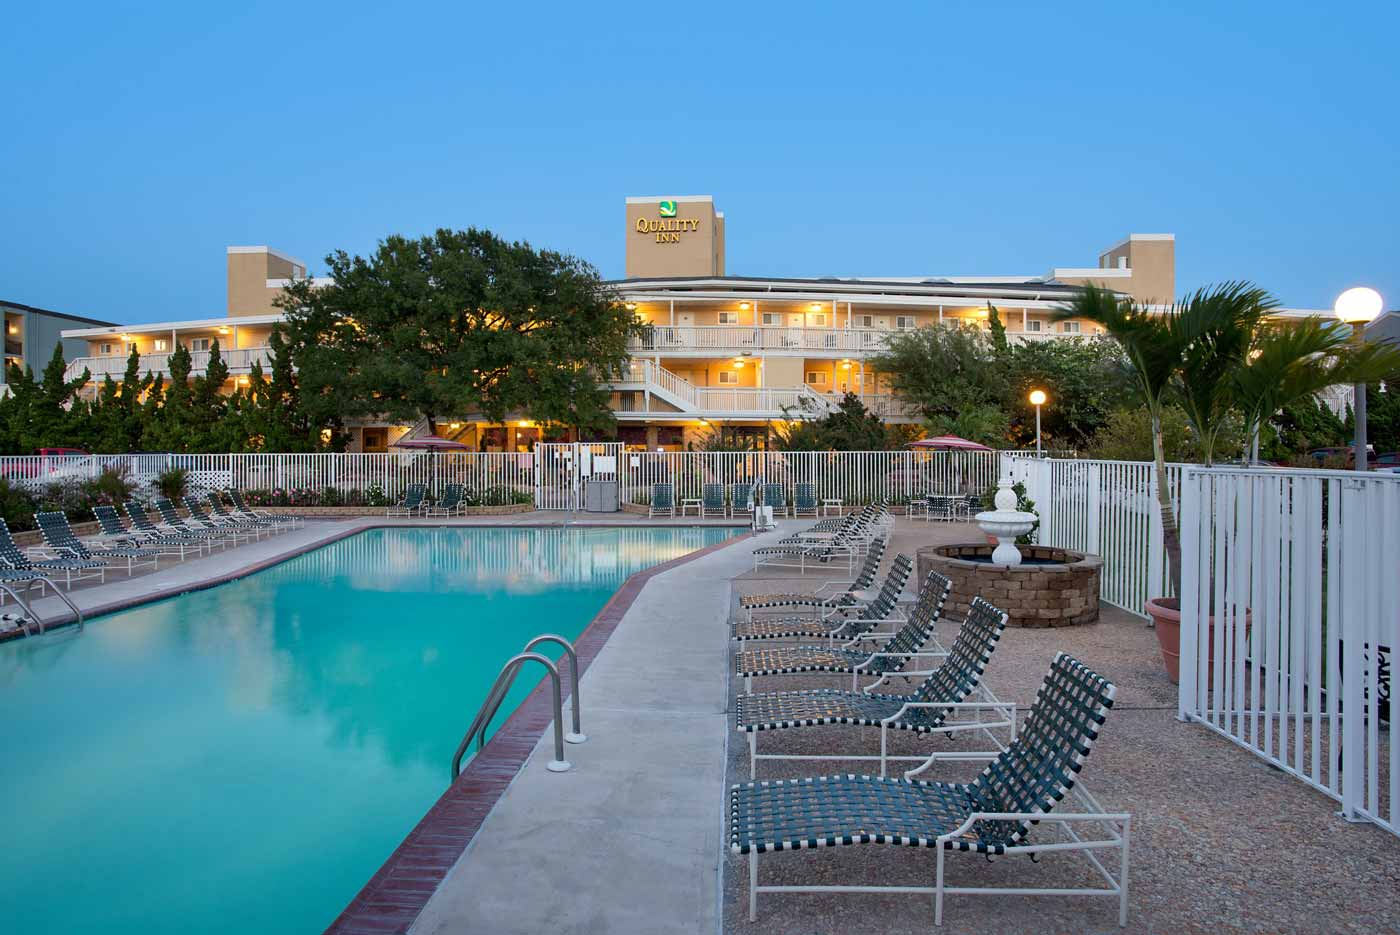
[
  {"left": 156, "top": 467, "right": 189, "bottom": 501},
  {"left": 0, "top": 477, "right": 39, "bottom": 531},
  {"left": 83, "top": 465, "right": 136, "bottom": 507}
]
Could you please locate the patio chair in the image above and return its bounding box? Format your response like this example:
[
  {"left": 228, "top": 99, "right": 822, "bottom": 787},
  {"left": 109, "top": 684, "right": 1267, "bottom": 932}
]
[
  {"left": 729, "top": 483, "right": 755, "bottom": 518},
  {"left": 183, "top": 496, "right": 270, "bottom": 540},
  {"left": 739, "top": 537, "right": 887, "bottom": 620},
  {"left": 701, "top": 484, "right": 727, "bottom": 518},
  {"left": 734, "top": 569, "right": 950, "bottom": 691},
  {"left": 792, "top": 483, "right": 818, "bottom": 518},
  {"left": 762, "top": 483, "right": 789, "bottom": 518},
  {"left": 35, "top": 510, "right": 160, "bottom": 576},
  {"left": 386, "top": 483, "right": 427, "bottom": 517},
  {"left": 125, "top": 501, "right": 228, "bottom": 551},
  {"left": 0, "top": 518, "right": 106, "bottom": 588},
  {"left": 732, "top": 554, "right": 916, "bottom": 644},
  {"left": 93, "top": 505, "right": 205, "bottom": 560},
  {"left": 426, "top": 483, "right": 465, "bottom": 516},
  {"left": 730, "top": 653, "right": 1129, "bottom": 928},
  {"left": 153, "top": 498, "right": 245, "bottom": 545},
  {"left": 207, "top": 492, "right": 283, "bottom": 532},
  {"left": 649, "top": 483, "right": 674, "bottom": 518},
  {"left": 226, "top": 489, "right": 302, "bottom": 527},
  {"left": 735, "top": 594, "right": 1008, "bottom": 777}
]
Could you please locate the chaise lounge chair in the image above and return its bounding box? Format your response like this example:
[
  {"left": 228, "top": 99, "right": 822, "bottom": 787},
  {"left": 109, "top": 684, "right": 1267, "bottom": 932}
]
[
  {"left": 730, "top": 653, "right": 1130, "bottom": 927},
  {"left": 35, "top": 511, "right": 160, "bottom": 576},
  {"left": 735, "top": 595, "right": 1008, "bottom": 777},
  {"left": 649, "top": 483, "right": 674, "bottom": 518},
  {"left": 154, "top": 498, "right": 245, "bottom": 545},
  {"left": 729, "top": 483, "right": 755, "bottom": 519},
  {"left": 734, "top": 569, "right": 950, "bottom": 691},
  {"left": 386, "top": 483, "right": 427, "bottom": 517},
  {"left": 225, "top": 489, "right": 302, "bottom": 527},
  {"left": 731, "top": 553, "right": 915, "bottom": 643},
  {"left": 126, "top": 501, "right": 228, "bottom": 551},
  {"left": 0, "top": 518, "right": 107, "bottom": 588},
  {"left": 93, "top": 505, "right": 206, "bottom": 560},
  {"left": 183, "top": 496, "right": 270, "bottom": 540},
  {"left": 762, "top": 483, "right": 788, "bottom": 518},
  {"left": 206, "top": 492, "right": 283, "bottom": 533},
  {"left": 739, "top": 537, "right": 887, "bottom": 621}
]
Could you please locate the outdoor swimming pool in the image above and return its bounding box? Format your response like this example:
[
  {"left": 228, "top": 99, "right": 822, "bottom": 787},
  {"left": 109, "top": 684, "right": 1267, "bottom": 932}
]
[{"left": 0, "top": 525, "right": 735, "bottom": 935}]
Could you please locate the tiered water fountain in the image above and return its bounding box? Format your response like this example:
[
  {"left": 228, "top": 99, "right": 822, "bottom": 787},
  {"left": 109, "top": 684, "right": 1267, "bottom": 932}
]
[{"left": 916, "top": 477, "right": 1103, "bottom": 628}]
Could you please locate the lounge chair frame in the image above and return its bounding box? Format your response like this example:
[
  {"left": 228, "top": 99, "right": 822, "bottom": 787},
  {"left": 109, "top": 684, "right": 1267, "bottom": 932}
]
[
  {"left": 648, "top": 483, "right": 675, "bottom": 518},
  {"left": 386, "top": 483, "right": 428, "bottom": 517}
]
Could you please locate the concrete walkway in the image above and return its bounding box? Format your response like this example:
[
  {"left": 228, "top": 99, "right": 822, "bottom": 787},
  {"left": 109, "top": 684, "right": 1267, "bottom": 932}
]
[{"left": 408, "top": 522, "right": 774, "bottom": 935}]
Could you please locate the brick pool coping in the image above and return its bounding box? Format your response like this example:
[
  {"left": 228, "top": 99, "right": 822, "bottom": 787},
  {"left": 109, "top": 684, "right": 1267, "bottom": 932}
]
[{"left": 323, "top": 528, "right": 756, "bottom": 935}]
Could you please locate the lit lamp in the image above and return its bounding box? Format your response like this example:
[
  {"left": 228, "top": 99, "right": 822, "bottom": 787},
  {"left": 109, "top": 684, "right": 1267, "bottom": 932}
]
[
  {"left": 1334, "top": 287, "right": 1384, "bottom": 471},
  {"left": 1028, "top": 389, "right": 1048, "bottom": 457}
]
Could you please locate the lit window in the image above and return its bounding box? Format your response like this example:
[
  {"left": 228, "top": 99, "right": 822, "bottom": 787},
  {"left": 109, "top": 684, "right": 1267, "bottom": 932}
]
[
  {"left": 154, "top": 339, "right": 168, "bottom": 352},
  {"left": 718, "top": 370, "right": 739, "bottom": 384},
  {"left": 1061, "top": 321, "right": 1081, "bottom": 334},
  {"left": 718, "top": 311, "right": 739, "bottom": 325},
  {"left": 808, "top": 313, "right": 827, "bottom": 326}
]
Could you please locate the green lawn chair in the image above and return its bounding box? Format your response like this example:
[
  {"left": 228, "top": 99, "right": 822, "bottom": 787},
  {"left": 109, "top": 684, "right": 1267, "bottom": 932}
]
[
  {"left": 731, "top": 553, "right": 915, "bottom": 643},
  {"left": 426, "top": 483, "right": 465, "bottom": 516},
  {"left": 387, "top": 483, "right": 427, "bottom": 516},
  {"left": 702, "top": 484, "right": 727, "bottom": 518},
  {"left": 792, "top": 482, "right": 818, "bottom": 518},
  {"left": 730, "top": 653, "right": 1129, "bottom": 927},
  {"left": 738, "top": 537, "right": 887, "bottom": 621},
  {"left": 762, "top": 483, "right": 788, "bottom": 518},
  {"left": 729, "top": 482, "right": 754, "bottom": 518},
  {"left": 648, "top": 483, "right": 674, "bottom": 518}
]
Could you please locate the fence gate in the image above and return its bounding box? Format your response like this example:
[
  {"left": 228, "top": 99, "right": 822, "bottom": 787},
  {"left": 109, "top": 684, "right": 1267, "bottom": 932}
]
[
  {"left": 1178, "top": 466, "right": 1398, "bottom": 837},
  {"left": 533, "top": 443, "right": 624, "bottom": 510}
]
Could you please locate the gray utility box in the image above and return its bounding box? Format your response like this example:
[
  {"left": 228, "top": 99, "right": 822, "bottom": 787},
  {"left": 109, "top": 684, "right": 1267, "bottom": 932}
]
[{"left": 583, "top": 479, "right": 619, "bottom": 512}]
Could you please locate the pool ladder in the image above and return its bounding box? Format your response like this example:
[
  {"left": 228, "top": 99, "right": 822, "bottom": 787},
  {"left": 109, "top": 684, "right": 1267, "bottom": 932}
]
[
  {"left": 0, "top": 576, "right": 84, "bottom": 637},
  {"left": 450, "top": 634, "right": 587, "bottom": 781}
]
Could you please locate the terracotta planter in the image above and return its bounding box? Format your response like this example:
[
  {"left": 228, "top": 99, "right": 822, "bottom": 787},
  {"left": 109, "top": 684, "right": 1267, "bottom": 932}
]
[{"left": 1146, "top": 597, "right": 1251, "bottom": 685}]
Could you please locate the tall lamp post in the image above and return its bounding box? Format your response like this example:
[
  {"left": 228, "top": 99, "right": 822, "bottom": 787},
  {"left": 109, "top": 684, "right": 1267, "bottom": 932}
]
[
  {"left": 1334, "top": 287, "right": 1384, "bottom": 471},
  {"left": 1028, "top": 389, "right": 1047, "bottom": 457}
]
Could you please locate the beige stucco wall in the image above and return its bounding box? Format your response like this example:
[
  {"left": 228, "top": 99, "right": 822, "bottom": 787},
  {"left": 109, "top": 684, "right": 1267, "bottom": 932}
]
[
  {"left": 625, "top": 197, "right": 722, "bottom": 278},
  {"left": 228, "top": 249, "right": 299, "bottom": 317}
]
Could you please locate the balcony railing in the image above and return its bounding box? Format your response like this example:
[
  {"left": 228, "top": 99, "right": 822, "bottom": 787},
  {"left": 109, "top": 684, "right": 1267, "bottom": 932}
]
[
  {"left": 627, "top": 324, "right": 1079, "bottom": 355},
  {"left": 66, "top": 346, "right": 275, "bottom": 382}
]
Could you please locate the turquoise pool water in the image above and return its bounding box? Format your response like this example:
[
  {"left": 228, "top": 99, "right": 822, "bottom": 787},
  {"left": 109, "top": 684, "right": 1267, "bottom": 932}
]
[{"left": 0, "top": 525, "right": 733, "bottom": 935}]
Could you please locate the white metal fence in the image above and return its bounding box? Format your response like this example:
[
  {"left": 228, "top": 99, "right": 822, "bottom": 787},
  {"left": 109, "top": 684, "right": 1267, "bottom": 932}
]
[
  {"left": 1177, "top": 466, "right": 1397, "bottom": 836},
  {"left": 0, "top": 449, "right": 1000, "bottom": 510},
  {"left": 1004, "top": 454, "right": 1183, "bottom": 617}
]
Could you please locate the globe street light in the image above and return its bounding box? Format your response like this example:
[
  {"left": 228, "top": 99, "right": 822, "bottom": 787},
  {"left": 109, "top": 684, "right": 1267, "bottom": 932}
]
[
  {"left": 1334, "top": 287, "right": 1384, "bottom": 471},
  {"left": 1028, "top": 389, "right": 1048, "bottom": 457}
]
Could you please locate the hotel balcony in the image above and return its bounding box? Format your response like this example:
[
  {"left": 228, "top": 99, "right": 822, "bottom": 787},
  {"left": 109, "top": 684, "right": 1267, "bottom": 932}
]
[
  {"left": 626, "top": 324, "right": 1075, "bottom": 357},
  {"left": 65, "top": 346, "right": 276, "bottom": 383}
]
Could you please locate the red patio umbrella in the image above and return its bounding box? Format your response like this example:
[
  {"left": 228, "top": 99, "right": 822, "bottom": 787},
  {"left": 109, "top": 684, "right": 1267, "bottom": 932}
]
[{"left": 908, "top": 435, "right": 993, "bottom": 452}]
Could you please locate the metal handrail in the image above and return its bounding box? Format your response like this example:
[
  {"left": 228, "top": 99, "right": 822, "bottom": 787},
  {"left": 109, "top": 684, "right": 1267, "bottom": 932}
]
[
  {"left": 522, "top": 634, "right": 587, "bottom": 743},
  {"left": 0, "top": 575, "right": 84, "bottom": 636},
  {"left": 450, "top": 652, "right": 572, "bottom": 781}
]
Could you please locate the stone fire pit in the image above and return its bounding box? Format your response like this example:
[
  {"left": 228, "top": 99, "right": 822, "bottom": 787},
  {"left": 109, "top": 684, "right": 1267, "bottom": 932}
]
[{"left": 916, "top": 543, "right": 1102, "bottom": 628}]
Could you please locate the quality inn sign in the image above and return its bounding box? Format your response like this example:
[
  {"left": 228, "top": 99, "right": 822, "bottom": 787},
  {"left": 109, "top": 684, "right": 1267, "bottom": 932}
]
[{"left": 635, "top": 200, "right": 701, "bottom": 243}]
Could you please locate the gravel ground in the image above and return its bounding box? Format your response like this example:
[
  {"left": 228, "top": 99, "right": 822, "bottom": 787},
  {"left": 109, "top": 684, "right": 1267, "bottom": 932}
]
[{"left": 722, "top": 520, "right": 1400, "bottom": 935}]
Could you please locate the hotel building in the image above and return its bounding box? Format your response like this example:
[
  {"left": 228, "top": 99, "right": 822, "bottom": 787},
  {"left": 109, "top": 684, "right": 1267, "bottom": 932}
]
[{"left": 61, "top": 196, "right": 1327, "bottom": 451}]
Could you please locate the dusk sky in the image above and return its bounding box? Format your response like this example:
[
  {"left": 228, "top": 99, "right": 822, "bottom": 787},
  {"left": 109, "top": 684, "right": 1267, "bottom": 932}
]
[{"left": 4, "top": 1, "right": 1396, "bottom": 323}]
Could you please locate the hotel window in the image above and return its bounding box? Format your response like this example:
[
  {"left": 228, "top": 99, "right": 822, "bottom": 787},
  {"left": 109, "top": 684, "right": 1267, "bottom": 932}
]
[
  {"left": 762, "top": 312, "right": 781, "bottom": 326},
  {"left": 805, "top": 371, "right": 829, "bottom": 385},
  {"left": 718, "top": 311, "right": 739, "bottom": 325},
  {"left": 153, "top": 339, "right": 168, "bottom": 352},
  {"left": 858, "top": 314, "right": 875, "bottom": 328},
  {"left": 1061, "top": 321, "right": 1081, "bottom": 334},
  {"left": 807, "top": 313, "right": 827, "bottom": 326},
  {"left": 99, "top": 343, "right": 114, "bottom": 355},
  {"left": 1025, "top": 320, "right": 1042, "bottom": 333},
  {"left": 896, "top": 316, "right": 916, "bottom": 331},
  {"left": 191, "top": 337, "right": 212, "bottom": 352},
  {"left": 717, "top": 370, "right": 739, "bottom": 385}
]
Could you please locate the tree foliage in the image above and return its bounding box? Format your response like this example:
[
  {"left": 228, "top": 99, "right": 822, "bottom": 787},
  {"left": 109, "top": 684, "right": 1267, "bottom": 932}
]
[
  {"left": 774, "top": 394, "right": 904, "bottom": 451},
  {"left": 277, "top": 228, "right": 643, "bottom": 437}
]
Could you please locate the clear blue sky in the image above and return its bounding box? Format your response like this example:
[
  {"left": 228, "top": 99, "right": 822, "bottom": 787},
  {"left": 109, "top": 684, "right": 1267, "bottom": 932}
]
[{"left": 4, "top": 1, "right": 1396, "bottom": 323}]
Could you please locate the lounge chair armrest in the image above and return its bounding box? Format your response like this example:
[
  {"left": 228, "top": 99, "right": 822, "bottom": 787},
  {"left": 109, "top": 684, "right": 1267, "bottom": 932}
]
[
  {"left": 852, "top": 650, "right": 948, "bottom": 671},
  {"left": 881, "top": 700, "right": 1018, "bottom": 725}
]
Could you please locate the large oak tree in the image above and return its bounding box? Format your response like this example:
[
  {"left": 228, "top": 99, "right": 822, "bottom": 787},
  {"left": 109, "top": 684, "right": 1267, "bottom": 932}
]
[{"left": 276, "top": 228, "right": 643, "bottom": 436}]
